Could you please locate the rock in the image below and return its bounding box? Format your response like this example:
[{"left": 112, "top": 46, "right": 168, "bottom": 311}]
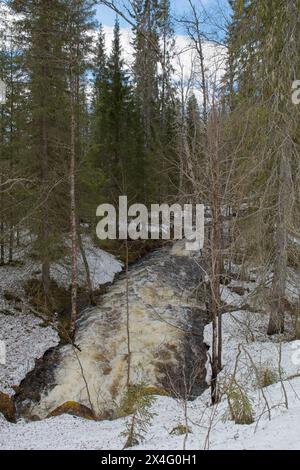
[
  {"left": 229, "top": 286, "right": 249, "bottom": 296},
  {"left": 47, "top": 401, "right": 95, "bottom": 420},
  {"left": 0, "top": 391, "right": 16, "bottom": 422}
]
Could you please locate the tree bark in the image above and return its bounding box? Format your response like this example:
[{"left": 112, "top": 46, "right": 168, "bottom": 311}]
[
  {"left": 268, "top": 148, "right": 291, "bottom": 335},
  {"left": 125, "top": 240, "right": 131, "bottom": 387},
  {"left": 70, "top": 63, "right": 78, "bottom": 338},
  {"left": 77, "top": 226, "right": 95, "bottom": 306},
  {"left": 208, "top": 106, "right": 223, "bottom": 403}
]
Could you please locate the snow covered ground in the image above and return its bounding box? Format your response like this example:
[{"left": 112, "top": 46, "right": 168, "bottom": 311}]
[
  {"left": 0, "top": 235, "right": 123, "bottom": 311},
  {"left": 1, "top": 308, "right": 300, "bottom": 449},
  {"left": 1, "top": 350, "right": 300, "bottom": 449},
  {"left": 50, "top": 237, "right": 123, "bottom": 291},
  {"left": 1, "top": 252, "right": 300, "bottom": 450},
  {"left": 0, "top": 312, "right": 59, "bottom": 396},
  {"left": 0, "top": 377, "right": 299, "bottom": 451}
]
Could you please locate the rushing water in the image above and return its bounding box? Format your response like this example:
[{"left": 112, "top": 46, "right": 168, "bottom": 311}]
[{"left": 16, "top": 242, "right": 208, "bottom": 420}]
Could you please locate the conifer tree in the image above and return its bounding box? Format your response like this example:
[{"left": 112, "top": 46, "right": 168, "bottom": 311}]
[
  {"left": 0, "top": 10, "right": 27, "bottom": 265},
  {"left": 226, "top": 0, "right": 300, "bottom": 335},
  {"left": 90, "top": 17, "right": 141, "bottom": 203},
  {"left": 9, "top": 0, "right": 70, "bottom": 308},
  {"left": 9, "top": 0, "right": 95, "bottom": 325}
]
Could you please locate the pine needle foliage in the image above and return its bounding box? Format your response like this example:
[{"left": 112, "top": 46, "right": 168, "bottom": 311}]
[{"left": 120, "top": 383, "right": 157, "bottom": 449}]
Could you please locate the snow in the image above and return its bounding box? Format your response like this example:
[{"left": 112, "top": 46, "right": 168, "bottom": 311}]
[
  {"left": 50, "top": 237, "right": 123, "bottom": 290},
  {"left": 220, "top": 286, "right": 244, "bottom": 308},
  {"left": 1, "top": 252, "right": 300, "bottom": 450},
  {"left": 0, "top": 311, "right": 59, "bottom": 396},
  {"left": 0, "top": 235, "right": 122, "bottom": 310},
  {"left": 1, "top": 307, "right": 300, "bottom": 449},
  {"left": 204, "top": 310, "right": 300, "bottom": 386},
  {"left": 1, "top": 375, "right": 300, "bottom": 450}
]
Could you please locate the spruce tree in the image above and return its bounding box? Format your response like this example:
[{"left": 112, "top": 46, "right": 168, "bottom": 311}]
[
  {"left": 90, "top": 17, "right": 141, "bottom": 204},
  {"left": 226, "top": 0, "right": 300, "bottom": 334},
  {"left": 0, "top": 10, "right": 27, "bottom": 265}
]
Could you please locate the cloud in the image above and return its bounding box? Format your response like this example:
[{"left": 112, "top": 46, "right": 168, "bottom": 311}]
[
  {"left": 100, "top": 25, "right": 227, "bottom": 105},
  {"left": 0, "top": 2, "right": 226, "bottom": 107}
]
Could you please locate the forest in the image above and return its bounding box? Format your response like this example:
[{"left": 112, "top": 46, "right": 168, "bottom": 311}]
[{"left": 1, "top": 0, "right": 300, "bottom": 453}]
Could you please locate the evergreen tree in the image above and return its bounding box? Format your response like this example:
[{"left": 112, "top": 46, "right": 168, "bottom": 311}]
[
  {"left": 93, "top": 23, "right": 107, "bottom": 104},
  {"left": 131, "top": 0, "right": 178, "bottom": 203},
  {"left": 226, "top": 0, "right": 300, "bottom": 334},
  {"left": 9, "top": 0, "right": 95, "bottom": 323},
  {"left": 10, "top": 0, "right": 71, "bottom": 304},
  {"left": 90, "top": 18, "right": 145, "bottom": 204},
  {"left": 132, "top": 0, "right": 160, "bottom": 147}
]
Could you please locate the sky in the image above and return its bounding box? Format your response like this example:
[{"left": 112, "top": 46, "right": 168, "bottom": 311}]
[
  {"left": 94, "top": 1, "right": 229, "bottom": 104},
  {"left": 0, "top": 0, "right": 229, "bottom": 105},
  {"left": 96, "top": 0, "right": 231, "bottom": 36}
]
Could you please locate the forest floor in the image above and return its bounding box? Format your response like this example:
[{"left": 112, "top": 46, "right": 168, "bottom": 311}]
[
  {"left": 0, "top": 310, "right": 300, "bottom": 450},
  {"left": 1, "top": 244, "right": 300, "bottom": 449}
]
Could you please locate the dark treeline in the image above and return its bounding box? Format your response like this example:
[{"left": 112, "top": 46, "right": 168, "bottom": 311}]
[{"left": 1, "top": 0, "right": 300, "bottom": 356}]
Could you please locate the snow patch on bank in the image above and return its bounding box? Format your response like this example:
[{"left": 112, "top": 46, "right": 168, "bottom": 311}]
[
  {"left": 50, "top": 237, "right": 123, "bottom": 290},
  {"left": 0, "top": 236, "right": 122, "bottom": 310},
  {"left": 0, "top": 235, "right": 122, "bottom": 395},
  {"left": 0, "top": 312, "right": 59, "bottom": 396},
  {"left": 204, "top": 310, "right": 300, "bottom": 387}
]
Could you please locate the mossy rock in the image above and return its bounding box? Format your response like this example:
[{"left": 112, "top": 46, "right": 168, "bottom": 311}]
[
  {"left": 4, "top": 290, "right": 22, "bottom": 303},
  {"left": 142, "top": 387, "right": 170, "bottom": 398},
  {"left": 0, "top": 392, "right": 16, "bottom": 422},
  {"left": 170, "top": 424, "right": 192, "bottom": 436},
  {"left": 47, "top": 401, "right": 95, "bottom": 420}
]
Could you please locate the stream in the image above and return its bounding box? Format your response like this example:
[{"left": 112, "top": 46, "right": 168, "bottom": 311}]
[{"left": 15, "top": 242, "right": 209, "bottom": 420}]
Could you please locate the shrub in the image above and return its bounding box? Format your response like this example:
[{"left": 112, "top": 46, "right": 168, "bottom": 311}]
[
  {"left": 120, "top": 382, "right": 156, "bottom": 449},
  {"left": 170, "top": 424, "right": 192, "bottom": 436},
  {"left": 227, "top": 383, "right": 254, "bottom": 425},
  {"left": 257, "top": 367, "right": 278, "bottom": 388}
]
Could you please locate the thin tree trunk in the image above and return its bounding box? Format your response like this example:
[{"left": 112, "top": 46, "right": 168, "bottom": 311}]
[
  {"left": 0, "top": 174, "right": 4, "bottom": 265},
  {"left": 77, "top": 226, "right": 95, "bottom": 306},
  {"left": 40, "top": 26, "right": 51, "bottom": 304},
  {"left": 42, "top": 258, "right": 51, "bottom": 303},
  {"left": 70, "top": 64, "right": 78, "bottom": 338},
  {"left": 8, "top": 227, "right": 13, "bottom": 263},
  {"left": 41, "top": 111, "right": 51, "bottom": 303},
  {"left": 1, "top": 103, "right": 5, "bottom": 264},
  {"left": 125, "top": 239, "right": 131, "bottom": 387},
  {"left": 208, "top": 107, "right": 223, "bottom": 403},
  {"left": 8, "top": 45, "right": 14, "bottom": 264},
  {"left": 188, "top": 0, "right": 208, "bottom": 127},
  {"left": 268, "top": 148, "right": 291, "bottom": 335},
  {"left": 16, "top": 227, "right": 20, "bottom": 247}
]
